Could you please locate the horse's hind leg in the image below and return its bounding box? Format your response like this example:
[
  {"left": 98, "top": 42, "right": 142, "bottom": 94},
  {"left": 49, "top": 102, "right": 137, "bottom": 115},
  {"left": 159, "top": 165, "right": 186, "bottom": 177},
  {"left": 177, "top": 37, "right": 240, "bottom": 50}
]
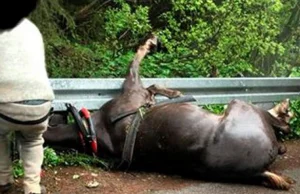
[
  {"left": 260, "top": 171, "right": 295, "bottom": 190},
  {"left": 122, "top": 35, "right": 158, "bottom": 92},
  {"left": 147, "top": 84, "right": 182, "bottom": 99}
]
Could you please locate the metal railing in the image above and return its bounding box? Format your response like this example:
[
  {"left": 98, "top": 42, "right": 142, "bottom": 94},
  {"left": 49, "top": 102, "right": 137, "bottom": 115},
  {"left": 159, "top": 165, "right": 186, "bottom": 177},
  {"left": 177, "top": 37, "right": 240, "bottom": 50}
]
[{"left": 50, "top": 78, "right": 300, "bottom": 111}]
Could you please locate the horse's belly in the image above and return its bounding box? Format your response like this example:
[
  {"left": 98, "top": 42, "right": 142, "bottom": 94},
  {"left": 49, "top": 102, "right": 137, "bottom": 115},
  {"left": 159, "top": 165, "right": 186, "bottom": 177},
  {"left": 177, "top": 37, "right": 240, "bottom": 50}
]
[{"left": 203, "top": 133, "right": 278, "bottom": 174}]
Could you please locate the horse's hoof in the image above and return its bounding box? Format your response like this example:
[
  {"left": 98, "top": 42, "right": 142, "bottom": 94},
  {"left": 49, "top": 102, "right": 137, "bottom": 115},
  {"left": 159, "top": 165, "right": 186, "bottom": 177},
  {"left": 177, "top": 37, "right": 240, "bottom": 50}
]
[
  {"left": 262, "top": 171, "right": 293, "bottom": 190},
  {"left": 171, "top": 91, "right": 183, "bottom": 98}
]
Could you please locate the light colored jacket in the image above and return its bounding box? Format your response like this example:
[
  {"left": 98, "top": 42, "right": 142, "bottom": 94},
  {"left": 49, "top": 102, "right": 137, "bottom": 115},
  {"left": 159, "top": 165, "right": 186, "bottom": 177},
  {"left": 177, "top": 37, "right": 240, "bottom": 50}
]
[{"left": 0, "top": 18, "right": 54, "bottom": 103}]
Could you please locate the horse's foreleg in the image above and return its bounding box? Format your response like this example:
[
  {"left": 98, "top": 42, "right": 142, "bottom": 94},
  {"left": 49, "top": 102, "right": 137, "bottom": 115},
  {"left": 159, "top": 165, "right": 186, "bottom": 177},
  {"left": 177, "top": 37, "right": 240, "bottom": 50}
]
[
  {"left": 122, "top": 35, "right": 158, "bottom": 92},
  {"left": 147, "top": 84, "right": 182, "bottom": 99}
]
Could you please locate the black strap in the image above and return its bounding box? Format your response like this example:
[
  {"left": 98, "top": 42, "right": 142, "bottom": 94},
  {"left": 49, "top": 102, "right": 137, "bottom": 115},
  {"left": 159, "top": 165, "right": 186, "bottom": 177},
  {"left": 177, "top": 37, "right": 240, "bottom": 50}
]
[
  {"left": 65, "top": 103, "right": 98, "bottom": 155},
  {"left": 117, "top": 95, "right": 197, "bottom": 169},
  {"left": 111, "top": 95, "right": 196, "bottom": 124},
  {"left": 118, "top": 108, "right": 144, "bottom": 169},
  {"left": 0, "top": 108, "right": 52, "bottom": 125},
  {"left": 65, "top": 103, "right": 89, "bottom": 137},
  {"left": 111, "top": 109, "right": 140, "bottom": 124},
  {"left": 155, "top": 95, "right": 196, "bottom": 106}
]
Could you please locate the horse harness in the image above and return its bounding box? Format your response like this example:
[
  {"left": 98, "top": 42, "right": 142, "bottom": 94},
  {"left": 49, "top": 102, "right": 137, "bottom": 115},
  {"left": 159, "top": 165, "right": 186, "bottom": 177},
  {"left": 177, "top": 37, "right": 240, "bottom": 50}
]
[
  {"left": 66, "top": 96, "right": 196, "bottom": 167},
  {"left": 114, "top": 95, "right": 197, "bottom": 169},
  {"left": 65, "top": 103, "right": 98, "bottom": 156}
]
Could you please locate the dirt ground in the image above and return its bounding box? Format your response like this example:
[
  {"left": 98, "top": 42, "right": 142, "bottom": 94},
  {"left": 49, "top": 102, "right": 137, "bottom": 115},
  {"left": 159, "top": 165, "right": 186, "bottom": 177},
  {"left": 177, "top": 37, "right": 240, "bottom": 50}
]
[{"left": 7, "top": 140, "right": 300, "bottom": 194}]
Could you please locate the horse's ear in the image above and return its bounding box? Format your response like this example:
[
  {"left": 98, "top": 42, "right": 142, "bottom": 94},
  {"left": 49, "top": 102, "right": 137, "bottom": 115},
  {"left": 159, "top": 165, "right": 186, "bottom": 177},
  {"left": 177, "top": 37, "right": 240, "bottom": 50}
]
[
  {"left": 277, "top": 99, "right": 293, "bottom": 121},
  {"left": 279, "top": 98, "right": 290, "bottom": 114},
  {"left": 265, "top": 99, "right": 291, "bottom": 134},
  {"left": 269, "top": 98, "right": 293, "bottom": 124}
]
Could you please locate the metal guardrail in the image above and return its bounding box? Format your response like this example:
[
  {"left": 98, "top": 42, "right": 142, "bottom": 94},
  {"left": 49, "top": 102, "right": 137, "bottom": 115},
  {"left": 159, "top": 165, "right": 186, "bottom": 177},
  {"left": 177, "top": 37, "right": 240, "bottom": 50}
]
[{"left": 50, "top": 78, "right": 300, "bottom": 111}]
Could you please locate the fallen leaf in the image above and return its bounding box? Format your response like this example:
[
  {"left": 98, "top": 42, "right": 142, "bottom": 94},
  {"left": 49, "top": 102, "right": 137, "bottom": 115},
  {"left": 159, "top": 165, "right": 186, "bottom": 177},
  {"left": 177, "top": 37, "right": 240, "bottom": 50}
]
[
  {"left": 73, "top": 174, "right": 80, "bottom": 179},
  {"left": 86, "top": 180, "right": 100, "bottom": 188},
  {"left": 55, "top": 177, "right": 61, "bottom": 181}
]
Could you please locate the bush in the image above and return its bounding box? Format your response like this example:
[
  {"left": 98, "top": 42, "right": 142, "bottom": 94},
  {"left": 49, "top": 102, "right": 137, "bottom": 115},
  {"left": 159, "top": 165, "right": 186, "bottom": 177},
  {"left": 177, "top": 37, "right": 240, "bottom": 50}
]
[
  {"left": 28, "top": 0, "right": 300, "bottom": 78},
  {"left": 288, "top": 100, "right": 300, "bottom": 139}
]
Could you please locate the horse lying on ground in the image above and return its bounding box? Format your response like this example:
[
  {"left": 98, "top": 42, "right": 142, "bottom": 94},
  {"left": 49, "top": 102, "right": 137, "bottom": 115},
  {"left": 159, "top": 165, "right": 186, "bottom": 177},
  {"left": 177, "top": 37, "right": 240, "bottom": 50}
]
[{"left": 44, "top": 35, "right": 295, "bottom": 190}]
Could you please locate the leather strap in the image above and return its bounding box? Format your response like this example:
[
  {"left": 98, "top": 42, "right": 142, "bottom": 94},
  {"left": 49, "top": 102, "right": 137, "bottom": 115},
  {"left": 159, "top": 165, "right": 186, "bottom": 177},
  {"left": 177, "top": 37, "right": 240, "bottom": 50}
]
[
  {"left": 0, "top": 107, "right": 52, "bottom": 125},
  {"left": 118, "top": 96, "right": 197, "bottom": 169},
  {"left": 118, "top": 107, "right": 144, "bottom": 169}
]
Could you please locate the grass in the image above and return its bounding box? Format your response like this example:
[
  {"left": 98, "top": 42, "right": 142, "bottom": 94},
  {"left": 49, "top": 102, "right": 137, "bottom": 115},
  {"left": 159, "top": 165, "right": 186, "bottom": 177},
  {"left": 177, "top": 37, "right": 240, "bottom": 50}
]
[{"left": 13, "top": 147, "right": 111, "bottom": 178}]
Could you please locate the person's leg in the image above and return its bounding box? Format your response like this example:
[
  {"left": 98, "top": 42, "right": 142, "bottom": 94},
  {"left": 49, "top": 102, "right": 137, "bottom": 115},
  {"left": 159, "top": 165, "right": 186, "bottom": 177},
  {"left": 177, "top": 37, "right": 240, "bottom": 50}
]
[
  {"left": 17, "top": 120, "right": 47, "bottom": 194},
  {"left": 0, "top": 101, "right": 51, "bottom": 194},
  {"left": 0, "top": 126, "right": 14, "bottom": 191}
]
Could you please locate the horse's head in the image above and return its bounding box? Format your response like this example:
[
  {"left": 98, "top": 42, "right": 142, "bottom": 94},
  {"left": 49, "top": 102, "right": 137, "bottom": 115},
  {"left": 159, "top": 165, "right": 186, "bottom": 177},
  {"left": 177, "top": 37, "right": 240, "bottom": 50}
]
[
  {"left": 268, "top": 98, "right": 293, "bottom": 134},
  {"left": 0, "top": 0, "right": 39, "bottom": 30}
]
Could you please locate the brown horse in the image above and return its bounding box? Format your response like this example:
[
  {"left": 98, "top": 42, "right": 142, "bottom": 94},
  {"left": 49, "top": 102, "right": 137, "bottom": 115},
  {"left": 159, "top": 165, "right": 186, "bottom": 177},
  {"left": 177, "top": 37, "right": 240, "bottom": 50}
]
[{"left": 44, "top": 36, "right": 294, "bottom": 190}]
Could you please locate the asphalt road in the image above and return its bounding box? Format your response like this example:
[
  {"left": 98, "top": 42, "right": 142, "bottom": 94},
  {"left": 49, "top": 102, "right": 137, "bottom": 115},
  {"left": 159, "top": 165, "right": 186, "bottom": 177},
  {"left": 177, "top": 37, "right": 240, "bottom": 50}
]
[
  {"left": 151, "top": 140, "right": 300, "bottom": 194},
  {"left": 152, "top": 169, "right": 300, "bottom": 194}
]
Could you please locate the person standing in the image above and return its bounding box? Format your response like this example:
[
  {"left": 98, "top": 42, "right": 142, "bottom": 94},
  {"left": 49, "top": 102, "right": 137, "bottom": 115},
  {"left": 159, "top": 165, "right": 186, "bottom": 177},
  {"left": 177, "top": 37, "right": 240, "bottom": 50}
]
[{"left": 0, "top": 1, "right": 55, "bottom": 193}]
